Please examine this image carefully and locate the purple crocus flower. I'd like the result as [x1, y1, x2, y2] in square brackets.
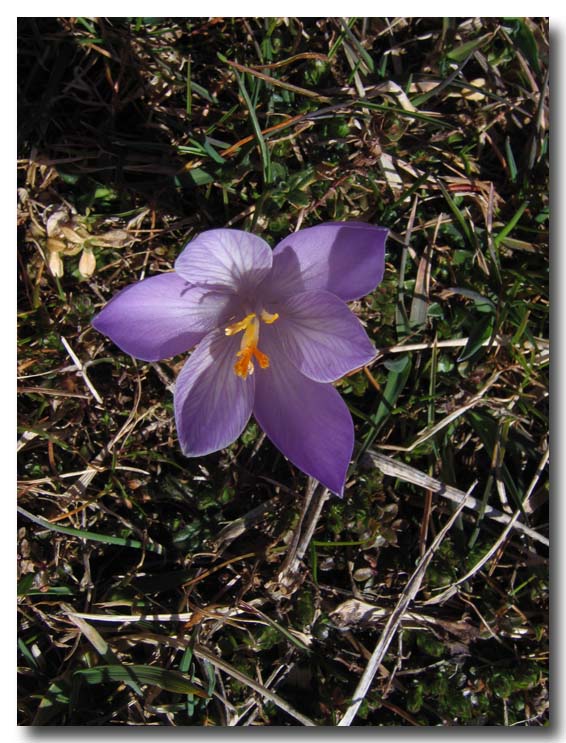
[92, 223, 387, 495]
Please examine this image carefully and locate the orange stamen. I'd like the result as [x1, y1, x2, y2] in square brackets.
[234, 347, 255, 378]
[224, 310, 278, 379]
[252, 347, 270, 369]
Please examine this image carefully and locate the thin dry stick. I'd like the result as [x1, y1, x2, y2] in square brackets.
[232, 662, 294, 726]
[60, 335, 103, 404]
[293, 488, 330, 561]
[337, 483, 474, 726]
[522, 446, 550, 515]
[364, 449, 548, 548]
[368, 335, 548, 363]
[278, 477, 318, 573]
[17, 386, 90, 399]
[210, 493, 282, 554]
[52, 370, 143, 505]
[378, 368, 504, 453]
[68, 610, 194, 623]
[223, 57, 331, 102]
[67, 597, 267, 624]
[17, 430, 38, 452]
[422, 447, 549, 603]
[276, 479, 330, 595]
[193, 644, 316, 727]
[252, 52, 329, 70]
[422, 509, 526, 606]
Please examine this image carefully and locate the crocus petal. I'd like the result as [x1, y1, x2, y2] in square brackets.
[266, 222, 387, 302]
[272, 290, 376, 383]
[175, 329, 255, 457]
[175, 229, 273, 293]
[253, 333, 354, 495]
[92, 273, 237, 362]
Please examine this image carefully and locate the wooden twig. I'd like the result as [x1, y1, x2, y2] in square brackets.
[210, 493, 282, 554]
[377, 369, 504, 453]
[223, 57, 330, 102]
[363, 449, 548, 548]
[60, 335, 103, 404]
[337, 483, 474, 726]
[424, 446, 549, 601]
[368, 334, 548, 364]
[232, 661, 294, 726]
[272, 479, 329, 597]
[193, 644, 316, 726]
[421, 506, 528, 606]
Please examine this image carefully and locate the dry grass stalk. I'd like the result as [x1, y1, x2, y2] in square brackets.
[337, 483, 474, 725]
[364, 449, 548, 548]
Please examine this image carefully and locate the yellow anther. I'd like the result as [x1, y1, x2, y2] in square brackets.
[224, 310, 278, 379]
[225, 313, 256, 336]
[260, 309, 279, 324]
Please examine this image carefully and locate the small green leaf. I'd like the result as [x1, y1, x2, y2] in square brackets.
[504, 136, 518, 182]
[494, 200, 529, 247]
[447, 287, 496, 313]
[436, 355, 455, 373]
[70, 615, 143, 696]
[33, 677, 72, 725]
[203, 138, 226, 164]
[183, 168, 215, 186]
[384, 354, 410, 373]
[288, 190, 310, 207]
[504, 18, 541, 74]
[457, 314, 495, 362]
[446, 34, 490, 62]
[358, 355, 412, 458]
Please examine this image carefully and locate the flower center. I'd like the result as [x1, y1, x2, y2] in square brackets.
[224, 310, 279, 379]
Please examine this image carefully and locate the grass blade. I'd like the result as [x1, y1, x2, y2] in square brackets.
[75, 665, 209, 697]
[17, 506, 164, 554]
